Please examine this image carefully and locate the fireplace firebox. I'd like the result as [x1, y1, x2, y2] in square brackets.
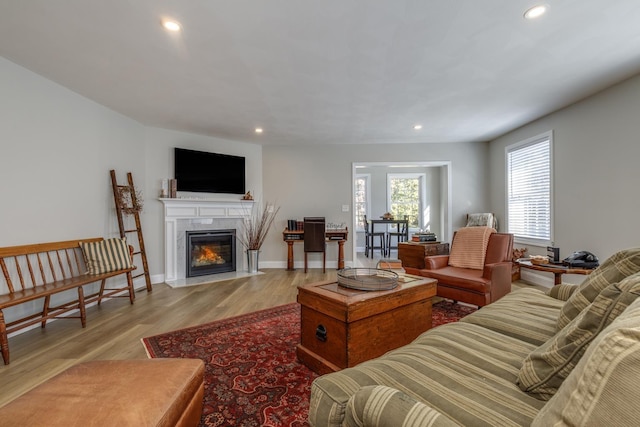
[186, 230, 236, 277]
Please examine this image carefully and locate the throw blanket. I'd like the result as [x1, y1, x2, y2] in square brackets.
[448, 226, 495, 270]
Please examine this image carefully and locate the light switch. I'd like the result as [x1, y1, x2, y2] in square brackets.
[341, 205, 349, 212]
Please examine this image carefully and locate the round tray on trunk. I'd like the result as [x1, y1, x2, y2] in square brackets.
[337, 268, 399, 291]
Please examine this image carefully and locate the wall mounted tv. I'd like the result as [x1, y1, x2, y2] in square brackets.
[174, 148, 246, 195]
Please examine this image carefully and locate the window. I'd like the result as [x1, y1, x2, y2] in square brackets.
[506, 131, 553, 245]
[387, 173, 425, 229]
[354, 174, 370, 231]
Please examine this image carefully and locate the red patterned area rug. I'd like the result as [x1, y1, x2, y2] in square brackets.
[141, 300, 475, 427]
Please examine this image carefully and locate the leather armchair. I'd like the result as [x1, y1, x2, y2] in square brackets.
[405, 232, 514, 307]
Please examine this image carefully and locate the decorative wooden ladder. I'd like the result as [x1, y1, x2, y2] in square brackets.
[110, 170, 153, 292]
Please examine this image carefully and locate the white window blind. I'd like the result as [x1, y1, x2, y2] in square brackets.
[507, 133, 552, 243]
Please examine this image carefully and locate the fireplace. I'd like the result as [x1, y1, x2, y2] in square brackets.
[186, 230, 236, 277]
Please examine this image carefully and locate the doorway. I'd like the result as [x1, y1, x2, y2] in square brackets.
[352, 161, 452, 266]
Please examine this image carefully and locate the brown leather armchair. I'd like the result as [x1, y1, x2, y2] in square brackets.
[405, 232, 514, 307]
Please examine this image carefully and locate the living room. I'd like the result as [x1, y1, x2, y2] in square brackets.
[1, 1, 640, 425]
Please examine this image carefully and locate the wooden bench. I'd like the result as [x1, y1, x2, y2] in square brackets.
[0, 237, 136, 365]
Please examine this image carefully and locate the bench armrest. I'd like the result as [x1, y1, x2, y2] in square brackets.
[345, 385, 460, 427]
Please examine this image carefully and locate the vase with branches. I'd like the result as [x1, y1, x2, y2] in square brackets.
[237, 201, 280, 250]
[237, 202, 280, 273]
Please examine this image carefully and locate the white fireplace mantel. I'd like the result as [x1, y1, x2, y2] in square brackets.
[161, 198, 255, 219]
[161, 198, 254, 282]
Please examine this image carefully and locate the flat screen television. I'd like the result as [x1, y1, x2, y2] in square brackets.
[174, 148, 246, 194]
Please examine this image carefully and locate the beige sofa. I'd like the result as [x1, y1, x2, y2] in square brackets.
[308, 248, 640, 426]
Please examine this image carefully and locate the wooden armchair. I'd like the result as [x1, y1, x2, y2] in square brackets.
[405, 228, 513, 307]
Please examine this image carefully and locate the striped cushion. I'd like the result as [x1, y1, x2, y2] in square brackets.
[447, 227, 495, 270]
[532, 296, 640, 426]
[80, 238, 132, 275]
[517, 272, 640, 400]
[309, 322, 544, 427]
[461, 288, 563, 345]
[546, 283, 578, 301]
[345, 385, 460, 427]
[557, 248, 640, 330]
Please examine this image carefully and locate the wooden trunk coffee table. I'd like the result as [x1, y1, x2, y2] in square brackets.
[296, 274, 437, 375]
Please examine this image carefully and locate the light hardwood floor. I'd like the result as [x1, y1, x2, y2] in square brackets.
[0, 268, 337, 407]
[0, 261, 541, 407]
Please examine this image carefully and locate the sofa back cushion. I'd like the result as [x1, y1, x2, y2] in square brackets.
[448, 227, 495, 270]
[518, 272, 640, 400]
[557, 248, 640, 330]
[532, 296, 640, 426]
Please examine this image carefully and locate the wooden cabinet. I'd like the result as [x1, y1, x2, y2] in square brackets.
[398, 242, 450, 270]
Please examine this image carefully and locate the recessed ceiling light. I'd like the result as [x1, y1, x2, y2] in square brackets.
[162, 19, 182, 32]
[413, 124, 423, 130]
[524, 4, 549, 20]
[255, 128, 263, 134]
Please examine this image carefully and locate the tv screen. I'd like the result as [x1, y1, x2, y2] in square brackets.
[174, 148, 246, 195]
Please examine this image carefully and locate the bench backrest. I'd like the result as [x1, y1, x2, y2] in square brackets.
[0, 238, 103, 295]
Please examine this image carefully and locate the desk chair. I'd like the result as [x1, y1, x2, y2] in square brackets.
[364, 215, 385, 258]
[304, 217, 326, 273]
[386, 215, 408, 256]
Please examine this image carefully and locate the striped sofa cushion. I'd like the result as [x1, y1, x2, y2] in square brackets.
[309, 322, 545, 427]
[547, 283, 578, 301]
[532, 296, 640, 426]
[518, 272, 640, 400]
[344, 385, 460, 427]
[557, 248, 640, 330]
[460, 288, 564, 345]
[79, 237, 132, 275]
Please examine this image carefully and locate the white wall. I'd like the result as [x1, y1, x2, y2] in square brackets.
[0, 57, 145, 245]
[489, 73, 640, 279]
[261, 142, 489, 268]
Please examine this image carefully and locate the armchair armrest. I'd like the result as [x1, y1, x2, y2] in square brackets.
[482, 262, 512, 302]
[345, 385, 460, 427]
[424, 255, 450, 270]
[482, 262, 511, 279]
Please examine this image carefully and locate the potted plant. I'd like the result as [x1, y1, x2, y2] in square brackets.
[237, 202, 280, 272]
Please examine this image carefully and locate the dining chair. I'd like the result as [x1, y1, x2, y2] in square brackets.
[386, 215, 408, 256]
[363, 214, 385, 258]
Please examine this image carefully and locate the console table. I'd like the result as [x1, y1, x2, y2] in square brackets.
[283, 228, 348, 270]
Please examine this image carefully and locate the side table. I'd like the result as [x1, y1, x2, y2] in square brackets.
[398, 242, 450, 270]
[517, 260, 593, 285]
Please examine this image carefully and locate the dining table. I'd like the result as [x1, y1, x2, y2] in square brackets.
[368, 218, 409, 256]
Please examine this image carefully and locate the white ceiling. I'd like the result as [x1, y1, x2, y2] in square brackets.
[2, 1, 640, 146]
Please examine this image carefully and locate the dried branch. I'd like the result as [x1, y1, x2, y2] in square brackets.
[237, 202, 281, 250]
